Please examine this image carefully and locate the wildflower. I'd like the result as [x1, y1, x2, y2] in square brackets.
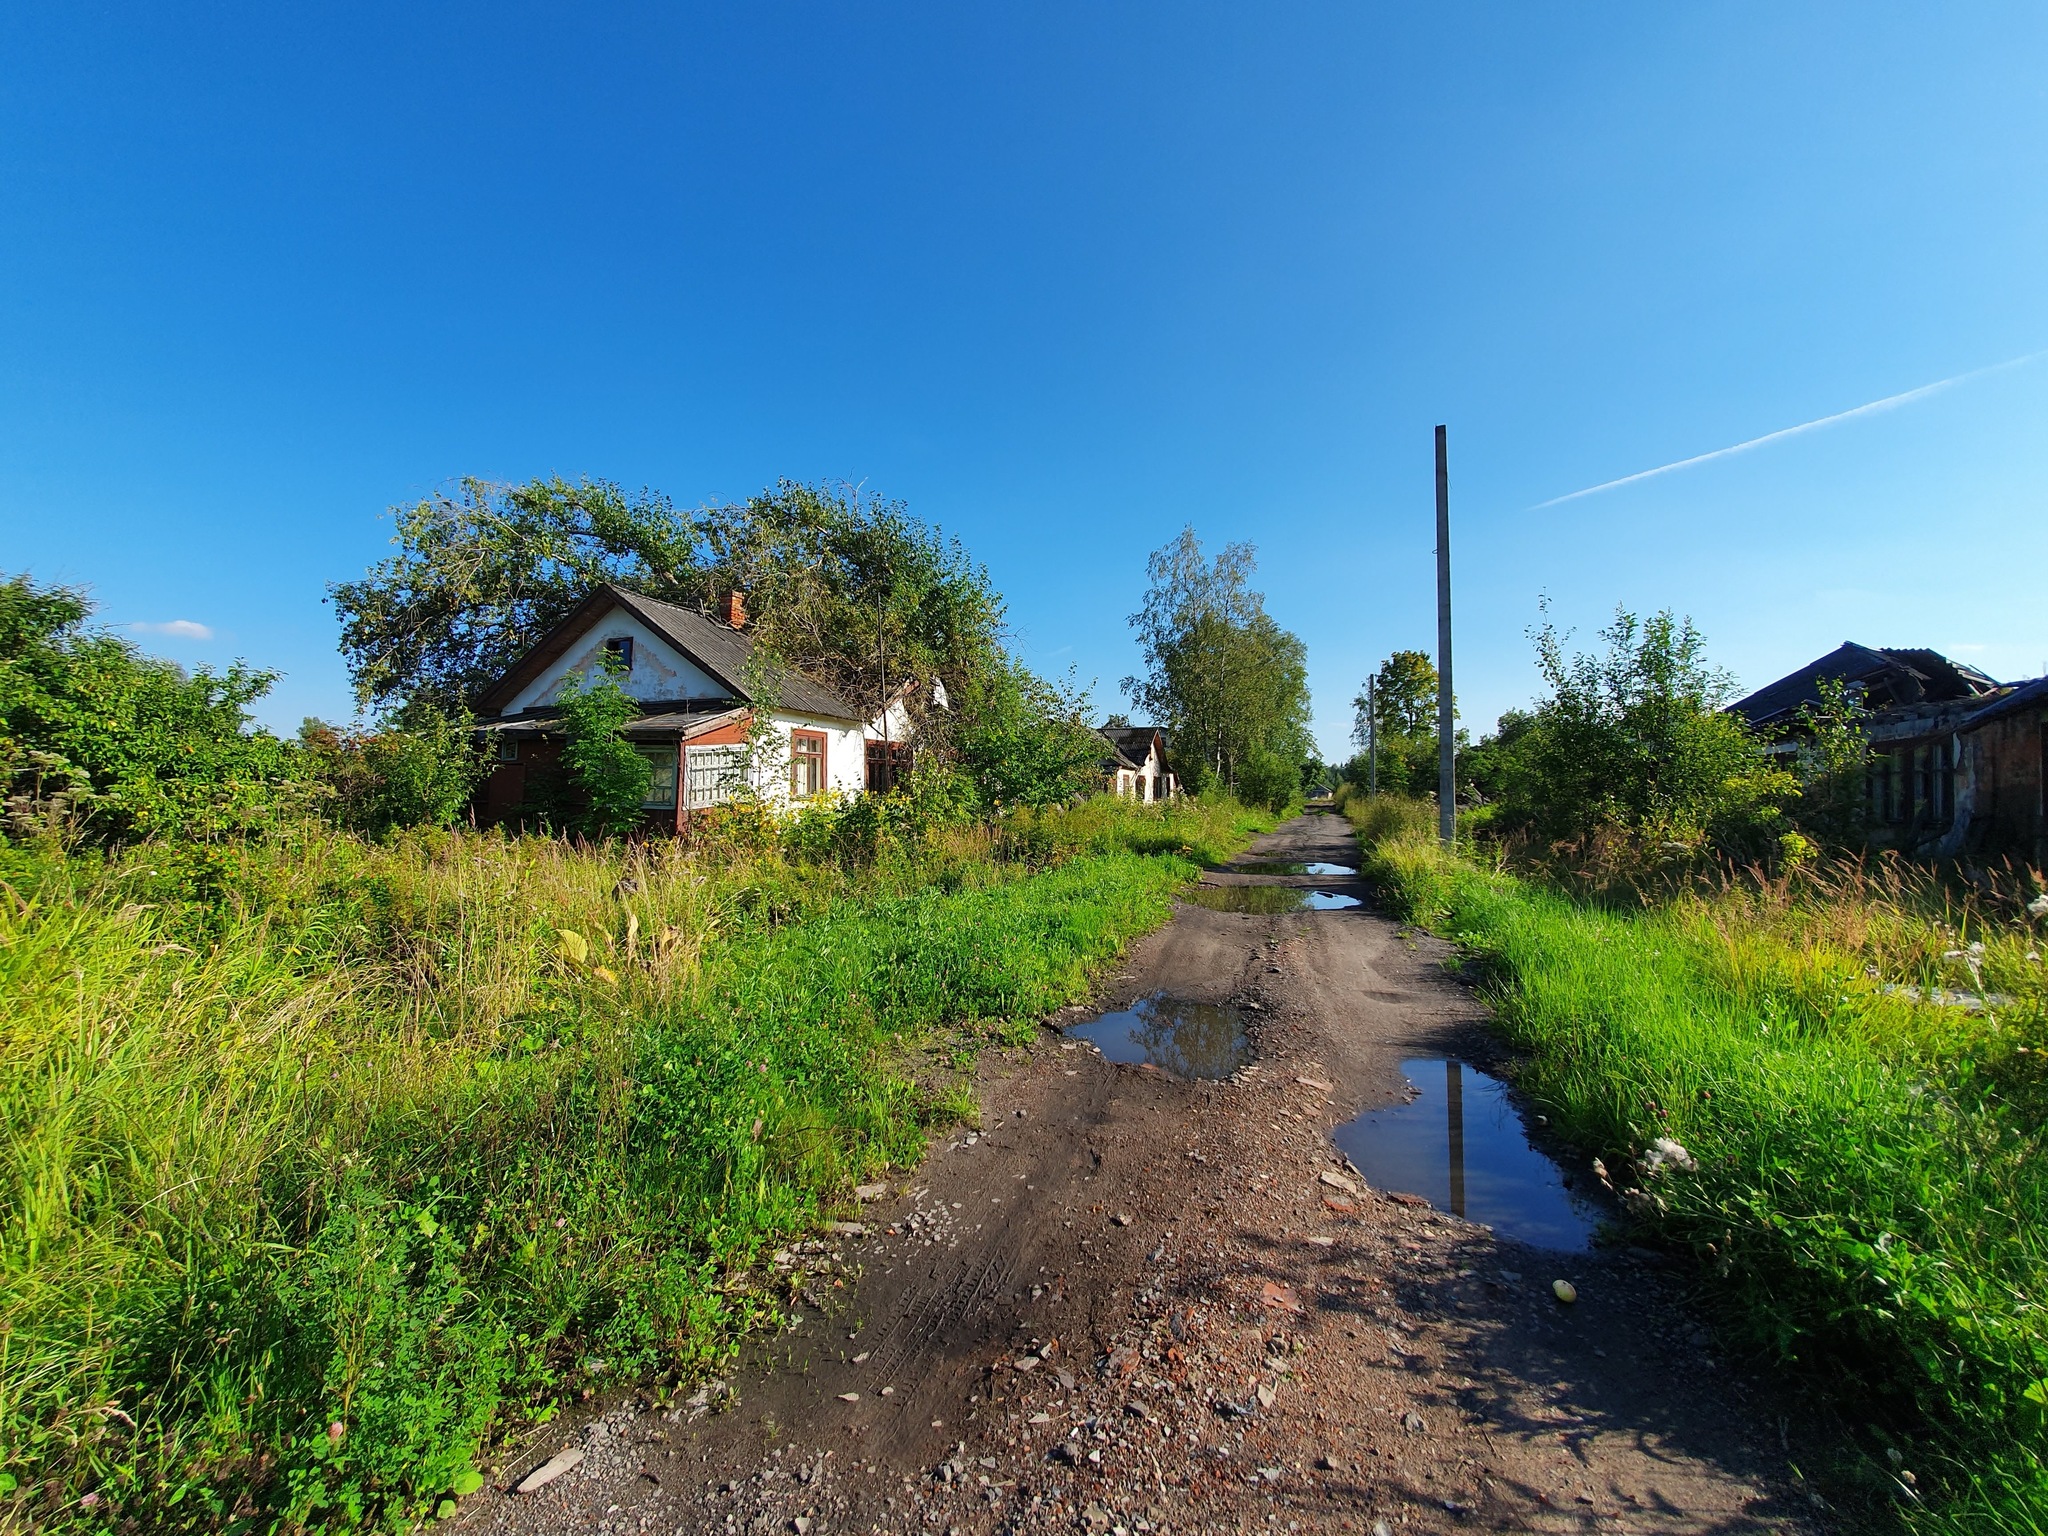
[1644, 1137, 1698, 1175]
[2028, 894, 2048, 919]
[327, 1420, 345, 1445]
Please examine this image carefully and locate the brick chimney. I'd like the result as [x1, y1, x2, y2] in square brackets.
[723, 591, 748, 629]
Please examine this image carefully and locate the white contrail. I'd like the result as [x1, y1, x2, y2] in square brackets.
[1532, 349, 2048, 510]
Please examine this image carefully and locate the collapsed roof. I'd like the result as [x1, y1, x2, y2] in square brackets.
[1729, 643, 2002, 732]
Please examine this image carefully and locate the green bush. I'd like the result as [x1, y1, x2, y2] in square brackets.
[0, 574, 297, 843]
[299, 714, 486, 836]
[1236, 745, 1299, 814]
[557, 663, 652, 837]
[1491, 606, 1793, 860]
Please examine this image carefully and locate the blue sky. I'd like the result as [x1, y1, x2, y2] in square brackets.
[4, 4, 2044, 758]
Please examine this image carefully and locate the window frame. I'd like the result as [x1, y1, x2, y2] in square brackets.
[604, 635, 635, 672]
[636, 743, 678, 810]
[789, 728, 828, 798]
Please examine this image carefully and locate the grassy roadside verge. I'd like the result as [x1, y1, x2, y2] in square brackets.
[1345, 799, 2048, 1534]
[3, 795, 1274, 1532]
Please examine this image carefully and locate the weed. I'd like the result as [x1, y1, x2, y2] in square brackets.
[1347, 800, 2048, 1530]
[1, 793, 1269, 1531]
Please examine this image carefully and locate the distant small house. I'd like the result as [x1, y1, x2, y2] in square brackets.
[471, 584, 887, 832]
[1098, 725, 1177, 802]
[1730, 643, 2044, 861]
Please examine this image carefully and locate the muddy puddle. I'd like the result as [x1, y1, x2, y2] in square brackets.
[1181, 886, 1363, 913]
[1334, 1058, 1600, 1251]
[1066, 992, 1252, 1079]
[1226, 860, 1358, 877]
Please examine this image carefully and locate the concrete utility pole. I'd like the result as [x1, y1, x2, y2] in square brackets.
[1434, 425, 1455, 849]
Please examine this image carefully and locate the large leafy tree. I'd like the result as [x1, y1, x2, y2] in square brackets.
[330, 477, 1007, 725]
[1347, 650, 1456, 797]
[1123, 528, 1312, 790]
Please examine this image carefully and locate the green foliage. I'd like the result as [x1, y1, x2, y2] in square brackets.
[1494, 604, 1793, 858]
[557, 663, 652, 837]
[3, 795, 1259, 1532]
[299, 712, 487, 836]
[1341, 650, 1459, 799]
[0, 573, 297, 844]
[1236, 745, 1300, 814]
[1351, 649, 1440, 740]
[330, 478, 1007, 728]
[1123, 528, 1313, 790]
[328, 477, 700, 716]
[1332, 786, 1437, 846]
[1792, 675, 1873, 848]
[1359, 819, 2048, 1532]
[949, 660, 1106, 811]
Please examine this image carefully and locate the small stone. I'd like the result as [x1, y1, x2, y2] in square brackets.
[1552, 1279, 1578, 1304]
[881, 1386, 895, 1396]
[1307, 1234, 1335, 1248]
[838, 1392, 861, 1402]
[1014, 1356, 1041, 1372]
[1316, 1454, 1345, 1472]
[854, 1183, 888, 1202]
[1259, 1280, 1304, 1314]
[825, 1221, 867, 1237]
[1402, 1411, 1427, 1435]
[1112, 1212, 1132, 1226]
[1317, 1170, 1359, 1195]
[515, 1446, 585, 1494]
[1256, 1382, 1277, 1409]
[1296, 1076, 1333, 1092]
[852, 1351, 870, 1363]
[793, 1520, 812, 1534]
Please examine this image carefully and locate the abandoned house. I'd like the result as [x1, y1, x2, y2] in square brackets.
[1729, 642, 2046, 862]
[1098, 725, 1178, 802]
[470, 584, 895, 832]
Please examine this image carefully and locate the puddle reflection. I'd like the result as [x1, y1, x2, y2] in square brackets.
[1067, 992, 1251, 1079]
[1181, 886, 1362, 914]
[1334, 1058, 1600, 1251]
[1228, 861, 1359, 877]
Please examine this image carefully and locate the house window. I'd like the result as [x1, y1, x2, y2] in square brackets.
[790, 730, 827, 797]
[866, 740, 912, 793]
[686, 744, 745, 809]
[605, 636, 634, 672]
[497, 738, 520, 763]
[637, 745, 677, 810]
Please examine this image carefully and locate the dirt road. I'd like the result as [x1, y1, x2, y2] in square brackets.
[458, 813, 1815, 1535]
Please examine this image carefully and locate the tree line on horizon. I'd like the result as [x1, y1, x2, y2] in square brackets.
[1, 478, 1324, 846]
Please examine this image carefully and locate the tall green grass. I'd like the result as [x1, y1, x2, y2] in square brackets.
[1, 794, 1271, 1532]
[1351, 801, 2048, 1533]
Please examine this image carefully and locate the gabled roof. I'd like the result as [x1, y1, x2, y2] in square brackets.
[1729, 643, 2002, 730]
[1098, 725, 1167, 770]
[475, 584, 861, 722]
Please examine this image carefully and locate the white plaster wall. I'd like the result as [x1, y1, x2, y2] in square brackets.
[758, 713, 868, 802]
[506, 609, 726, 711]
[868, 696, 915, 744]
